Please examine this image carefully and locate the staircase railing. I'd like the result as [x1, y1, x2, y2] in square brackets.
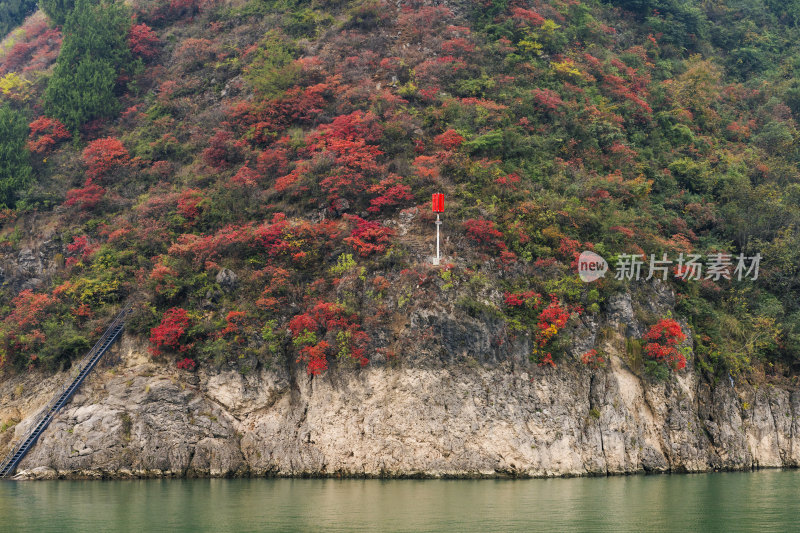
[0, 303, 132, 478]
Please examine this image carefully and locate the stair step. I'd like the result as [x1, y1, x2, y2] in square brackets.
[0, 308, 129, 477]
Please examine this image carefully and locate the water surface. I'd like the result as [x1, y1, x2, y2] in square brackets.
[0, 470, 797, 532]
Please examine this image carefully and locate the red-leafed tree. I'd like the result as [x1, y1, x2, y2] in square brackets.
[176, 188, 205, 223]
[433, 129, 464, 150]
[344, 216, 395, 256]
[27, 116, 71, 154]
[464, 218, 507, 252]
[82, 137, 130, 181]
[289, 301, 369, 375]
[643, 318, 687, 371]
[129, 23, 160, 59]
[149, 307, 193, 356]
[64, 180, 106, 211]
[231, 165, 260, 187]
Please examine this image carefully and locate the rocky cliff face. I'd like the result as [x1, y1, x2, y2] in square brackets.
[2, 325, 799, 480]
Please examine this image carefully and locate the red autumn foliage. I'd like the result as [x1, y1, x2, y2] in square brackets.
[66, 235, 96, 266]
[256, 143, 290, 177]
[538, 299, 570, 332]
[175, 38, 219, 71]
[440, 37, 475, 55]
[532, 88, 565, 111]
[129, 23, 160, 59]
[581, 349, 605, 368]
[367, 174, 413, 213]
[64, 180, 106, 211]
[7, 290, 58, 329]
[344, 216, 395, 256]
[413, 155, 440, 181]
[433, 129, 465, 150]
[289, 301, 369, 375]
[230, 84, 331, 146]
[0, 290, 59, 367]
[504, 290, 542, 308]
[255, 266, 291, 311]
[202, 129, 242, 169]
[219, 310, 247, 339]
[176, 357, 196, 370]
[558, 237, 594, 268]
[82, 138, 131, 181]
[301, 341, 331, 375]
[27, 117, 71, 154]
[0, 19, 61, 74]
[643, 319, 687, 371]
[149, 261, 179, 296]
[231, 165, 260, 187]
[510, 7, 546, 27]
[307, 111, 386, 203]
[149, 307, 192, 356]
[176, 188, 205, 222]
[464, 218, 507, 252]
[538, 353, 556, 367]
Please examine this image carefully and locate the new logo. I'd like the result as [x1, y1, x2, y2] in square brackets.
[578, 251, 608, 282]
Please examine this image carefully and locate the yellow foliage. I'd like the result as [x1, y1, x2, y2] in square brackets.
[0, 73, 32, 103]
[551, 59, 582, 79]
[667, 54, 722, 114]
[63, 276, 121, 306]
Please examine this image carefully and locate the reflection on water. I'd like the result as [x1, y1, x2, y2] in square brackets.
[0, 469, 797, 532]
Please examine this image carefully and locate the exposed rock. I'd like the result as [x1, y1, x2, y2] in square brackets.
[2, 333, 800, 480]
[215, 268, 238, 291]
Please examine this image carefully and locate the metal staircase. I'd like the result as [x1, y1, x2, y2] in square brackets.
[0, 303, 132, 478]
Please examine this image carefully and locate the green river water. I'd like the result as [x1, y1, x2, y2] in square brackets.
[0, 470, 798, 532]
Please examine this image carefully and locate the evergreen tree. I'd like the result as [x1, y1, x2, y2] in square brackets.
[0, 0, 37, 38]
[38, 0, 77, 26]
[43, 0, 131, 132]
[0, 105, 33, 208]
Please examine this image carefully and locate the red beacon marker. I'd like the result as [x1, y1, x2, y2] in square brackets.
[432, 193, 444, 213]
[432, 193, 444, 265]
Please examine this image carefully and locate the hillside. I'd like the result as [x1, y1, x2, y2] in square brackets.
[1, 0, 800, 415]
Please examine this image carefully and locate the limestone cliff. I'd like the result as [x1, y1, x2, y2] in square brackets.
[2, 328, 798, 480]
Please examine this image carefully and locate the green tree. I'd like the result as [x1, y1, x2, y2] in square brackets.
[43, 0, 131, 132]
[0, 105, 33, 208]
[39, 0, 78, 26]
[0, 0, 37, 37]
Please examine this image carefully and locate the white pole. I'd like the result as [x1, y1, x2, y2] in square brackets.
[435, 213, 441, 265]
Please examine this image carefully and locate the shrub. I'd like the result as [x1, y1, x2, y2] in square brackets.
[64, 180, 105, 211]
[433, 129, 464, 150]
[82, 137, 130, 181]
[128, 23, 159, 59]
[0, 289, 59, 369]
[176, 188, 205, 223]
[289, 301, 368, 375]
[344, 216, 395, 256]
[464, 218, 507, 253]
[176, 357, 196, 370]
[149, 307, 192, 356]
[243, 32, 299, 98]
[581, 349, 605, 369]
[27, 116, 71, 154]
[643, 318, 687, 372]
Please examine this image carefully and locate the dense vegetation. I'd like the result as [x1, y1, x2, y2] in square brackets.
[0, 0, 37, 39]
[1, 0, 800, 385]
